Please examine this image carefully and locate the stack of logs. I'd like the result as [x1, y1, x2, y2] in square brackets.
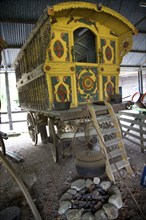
[58, 177, 123, 220]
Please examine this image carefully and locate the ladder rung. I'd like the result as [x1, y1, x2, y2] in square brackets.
[111, 160, 129, 172]
[97, 115, 114, 123]
[101, 127, 118, 135]
[93, 105, 109, 111]
[105, 138, 122, 147]
[107, 149, 124, 159]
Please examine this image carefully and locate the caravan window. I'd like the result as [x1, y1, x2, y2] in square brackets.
[73, 28, 97, 63]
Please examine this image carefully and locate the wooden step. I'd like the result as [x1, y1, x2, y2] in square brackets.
[111, 160, 129, 172]
[97, 115, 114, 123]
[107, 149, 124, 159]
[105, 138, 121, 147]
[101, 127, 118, 135]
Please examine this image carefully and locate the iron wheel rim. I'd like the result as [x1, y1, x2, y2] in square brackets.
[0, 138, 6, 156]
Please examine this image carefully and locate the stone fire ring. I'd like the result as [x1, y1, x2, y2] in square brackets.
[58, 177, 123, 220]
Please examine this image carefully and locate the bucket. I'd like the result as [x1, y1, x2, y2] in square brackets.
[140, 165, 146, 187]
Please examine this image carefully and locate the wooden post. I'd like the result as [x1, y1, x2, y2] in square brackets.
[5, 71, 13, 130]
[138, 69, 143, 93]
[0, 39, 7, 126]
[139, 112, 144, 153]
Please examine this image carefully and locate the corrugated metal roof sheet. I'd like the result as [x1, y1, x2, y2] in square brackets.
[0, 0, 145, 31]
[121, 33, 146, 67]
[1, 49, 20, 68]
[133, 34, 146, 50]
[0, 22, 34, 47]
[0, 0, 48, 21]
[121, 52, 146, 67]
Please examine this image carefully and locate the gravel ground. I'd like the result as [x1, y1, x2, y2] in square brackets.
[0, 132, 146, 220]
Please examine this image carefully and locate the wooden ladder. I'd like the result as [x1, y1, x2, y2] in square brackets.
[87, 102, 133, 183]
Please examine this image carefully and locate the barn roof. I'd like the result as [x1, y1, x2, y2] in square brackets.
[0, 0, 146, 72]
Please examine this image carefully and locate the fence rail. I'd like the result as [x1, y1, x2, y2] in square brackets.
[119, 109, 146, 152]
[0, 110, 27, 132]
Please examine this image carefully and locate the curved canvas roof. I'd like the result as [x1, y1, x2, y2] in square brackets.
[49, 2, 137, 36]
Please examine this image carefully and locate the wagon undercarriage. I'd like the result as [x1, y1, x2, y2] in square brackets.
[26, 108, 96, 163]
[26, 102, 125, 163]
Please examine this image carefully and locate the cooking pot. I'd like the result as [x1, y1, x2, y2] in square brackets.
[110, 94, 122, 104]
[52, 101, 70, 111]
[75, 150, 106, 178]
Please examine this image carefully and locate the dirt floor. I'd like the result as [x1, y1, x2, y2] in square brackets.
[0, 132, 146, 220]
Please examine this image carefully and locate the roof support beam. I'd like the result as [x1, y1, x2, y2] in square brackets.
[135, 16, 146, 27]
[130, 50, 146, 53]
[120, 65, 146, 68]
[138, 30, 146, 34]
[118, 0, 123, 13]
[7, 44, 22, 49]
[0, 18, 36, 24]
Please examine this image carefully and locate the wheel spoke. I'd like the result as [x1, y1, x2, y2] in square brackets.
[48, 119, 58, 162]
[27, 112, 38, 146]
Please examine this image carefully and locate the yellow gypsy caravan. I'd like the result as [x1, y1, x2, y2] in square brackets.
[15, 2, 136, 109]
[14, 2, 136, 161]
